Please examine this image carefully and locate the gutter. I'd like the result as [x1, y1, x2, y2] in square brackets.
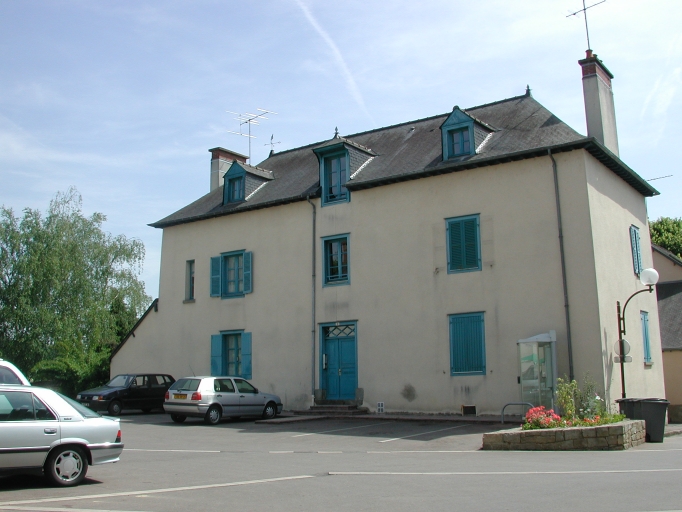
[306, 196, 317, 405]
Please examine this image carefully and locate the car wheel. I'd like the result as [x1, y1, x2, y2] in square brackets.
[170, 414, 186, 423]
[45, 446, 88, 487]
[107, 400, 122, 416]
[204, 405, 221, 425]
[262, 401, 277, 420]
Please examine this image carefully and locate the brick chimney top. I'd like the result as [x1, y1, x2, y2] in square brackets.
[578, 51, 614, 86]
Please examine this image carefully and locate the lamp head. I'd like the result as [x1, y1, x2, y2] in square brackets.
[640, 268, 659, 286]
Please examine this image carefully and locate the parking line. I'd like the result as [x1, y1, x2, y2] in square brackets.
[0, 476, 315, 507]
[292, 422, 387, 437]
[330, 469, 682, 476]
[270, 451, 295, 453]
[0, 507, 153, 512]
[125, 448, 221, 453]
[378, 424, 469, 443]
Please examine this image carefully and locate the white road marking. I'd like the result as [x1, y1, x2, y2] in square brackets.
[0, 476, 315, 507]
[0, 507, 152, 512]
[318, 451, 343, 454]
[125, 449, 220, 453]
[292, 422, 386, 437]
[330, 469, 682, 476]
[378, 424, 469, 443]
[269, 451, 295, 453]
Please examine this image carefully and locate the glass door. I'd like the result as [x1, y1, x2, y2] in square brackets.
[518, 340, 555, 410]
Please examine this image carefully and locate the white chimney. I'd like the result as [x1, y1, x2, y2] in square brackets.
[579, 50, 619, 156]
[208, 147, 248, 192]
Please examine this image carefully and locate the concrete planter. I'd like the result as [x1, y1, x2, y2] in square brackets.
[482, 420, 645, 451]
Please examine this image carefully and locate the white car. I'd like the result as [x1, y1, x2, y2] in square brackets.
[0, 359, 31, 385]
[0, 385, 123, 486]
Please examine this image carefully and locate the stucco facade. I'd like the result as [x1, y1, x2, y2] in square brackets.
[111, 146, 664, 414]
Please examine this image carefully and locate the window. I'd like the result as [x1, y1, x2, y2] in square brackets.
[323, 153, 349, 205]
[630, 225, 642, 276]
[446, 214, 481, 273]
[447, 128, 471, 158]
[0, 391, 34, 421]
[210, 251, 253, 298]
[0, 367, 22, 385]
[185, 260, 195, 301]
[323, 235, 349, 286]
[449, 312, 486, 375]
[641, 311, 652, 364]
[211, 332, 252, 379]
[227, 176, 244, 203]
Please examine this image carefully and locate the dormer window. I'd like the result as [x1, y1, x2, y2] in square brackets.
[447, 128, 471, 157]
[324, 152, 349, 204]
[227, 176, 244, 202]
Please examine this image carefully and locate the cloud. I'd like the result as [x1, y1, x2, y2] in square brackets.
[292, 0, 373, 123]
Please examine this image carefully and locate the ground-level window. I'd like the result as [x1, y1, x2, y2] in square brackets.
[449, 312, 486, 375]
[211, 332, 252, 379]
[641, 311, 651, 364]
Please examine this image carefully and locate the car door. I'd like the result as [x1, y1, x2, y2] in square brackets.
[126, 375, 148, 409]
[0, 390, 59, 469]
[234, 379, 262, 416]
[149, 375, 168, 408]
[214, 379, 240, 417]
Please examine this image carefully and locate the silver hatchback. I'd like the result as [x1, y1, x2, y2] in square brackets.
[0, 385, 123, 486]
[163, 376, 283, 425]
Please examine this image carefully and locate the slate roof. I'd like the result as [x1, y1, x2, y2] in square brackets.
[657, 281, 682, 351]
[652, 244, 682, 268]
[152, 92, 658, 228]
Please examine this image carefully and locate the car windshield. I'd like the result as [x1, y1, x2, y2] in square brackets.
[58, 393, 102, 418]
[169, 378, 201, 391]
[107, 375, 133, 387]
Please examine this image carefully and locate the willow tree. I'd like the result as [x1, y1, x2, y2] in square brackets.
[0, 188, 150, 394]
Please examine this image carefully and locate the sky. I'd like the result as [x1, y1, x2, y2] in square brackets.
[1, 0, 681, 298]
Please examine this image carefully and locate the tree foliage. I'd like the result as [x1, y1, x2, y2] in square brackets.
[0, 188, 150, 395]
[650, 217, 682, 259]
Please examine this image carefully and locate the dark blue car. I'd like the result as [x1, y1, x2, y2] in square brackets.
[77, 374, 175, 415]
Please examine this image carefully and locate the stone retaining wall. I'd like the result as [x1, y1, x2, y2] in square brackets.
[482, 420, 645, 450]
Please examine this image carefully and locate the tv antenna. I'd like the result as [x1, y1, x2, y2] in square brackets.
[567, 0, 606, 50]
[226, 108, 277, 162]
[264, 134, 281, 152]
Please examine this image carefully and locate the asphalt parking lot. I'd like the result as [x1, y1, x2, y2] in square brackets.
[2, 412, 682, 512]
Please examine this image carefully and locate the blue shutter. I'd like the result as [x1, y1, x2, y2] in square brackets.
[641, 311, 651, 363]
[449, 221, 463, 271]
[210, 334, 223, 376]
[243, 251, 253, 294]
[240, 332, 252, 379]
[450, 313, 485, 375]
[462, 218, 479, 269]
[210, 256, 221, 296]
[630, 226, 642, 276]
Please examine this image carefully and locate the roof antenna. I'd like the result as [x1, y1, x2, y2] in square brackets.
[226, 108, 278, 162]
[264, 134, 281, 156]
[567, 0, 606, 51]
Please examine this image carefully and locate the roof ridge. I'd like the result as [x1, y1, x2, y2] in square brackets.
[464, 92, 531, 112]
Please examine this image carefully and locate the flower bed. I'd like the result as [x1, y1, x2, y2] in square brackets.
[482, 420, 645, 450]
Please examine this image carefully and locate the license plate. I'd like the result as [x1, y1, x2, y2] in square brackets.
[174, 394, 187, 399]
[82, 402, 90, 407]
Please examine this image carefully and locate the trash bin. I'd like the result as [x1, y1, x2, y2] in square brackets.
[638, 398, 669, 443]
[616, 398, 637, 419]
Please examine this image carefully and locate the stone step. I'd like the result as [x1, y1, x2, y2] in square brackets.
[292, 406, 370, 416]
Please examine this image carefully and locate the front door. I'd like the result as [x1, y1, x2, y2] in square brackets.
[321, 323, 357, 400]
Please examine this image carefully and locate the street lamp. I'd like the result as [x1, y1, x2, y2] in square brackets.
[616, 268, 659, 398]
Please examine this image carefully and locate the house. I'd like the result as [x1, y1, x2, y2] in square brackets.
[652, 244, 682, 422]
[111, 51, 665, 415]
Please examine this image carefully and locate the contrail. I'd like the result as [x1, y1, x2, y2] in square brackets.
[293, 0, 372, 121]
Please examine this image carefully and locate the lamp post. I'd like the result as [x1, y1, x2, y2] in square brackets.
[616, 268, 659, 399]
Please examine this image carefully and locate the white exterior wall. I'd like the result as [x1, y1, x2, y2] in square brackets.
[584, 153, 665, 403]
[112, 149, 664, 413]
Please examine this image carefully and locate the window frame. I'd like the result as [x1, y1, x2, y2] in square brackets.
[322, 234, 350, 287]
[185, 259, 195, 302]
[211, 331, 252, 379]
[227, 175, 245, 202]
[449, 312, 486, 376]
[446, 214, 481, 274]
[210, 250, 252, 298]
[321, 150, 350, 206]
[447, 127, 472, 158]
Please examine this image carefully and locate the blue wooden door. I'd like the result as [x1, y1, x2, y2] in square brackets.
[321, 323, 356, 400]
